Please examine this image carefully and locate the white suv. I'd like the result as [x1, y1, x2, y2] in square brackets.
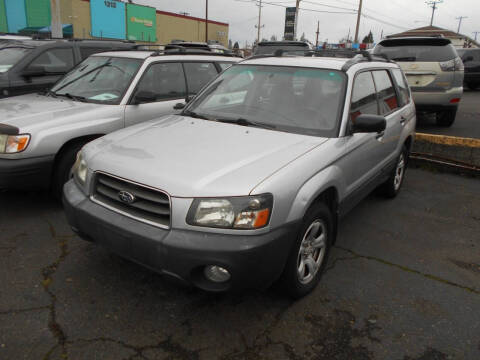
[64, 51, 416, 298]
[0, 49, 240, 197]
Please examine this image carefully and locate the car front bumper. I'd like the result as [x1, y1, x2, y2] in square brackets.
[0, 155, 55, 190]
[63, 180, 299, 292]
[412, 86, 463, 110]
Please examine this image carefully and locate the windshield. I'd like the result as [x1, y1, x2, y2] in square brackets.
[255, 45, 309, 55]
[185, 65, 346, 137]
[50, 56, 142, 104]
[374, 44, 457, 62]
[0, 47, 32, 73]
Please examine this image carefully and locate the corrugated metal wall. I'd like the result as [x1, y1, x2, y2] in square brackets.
[4, 0, 27, 33]
[25, 0, 51, 27]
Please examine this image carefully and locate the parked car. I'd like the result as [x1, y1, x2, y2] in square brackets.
[0, 38, 137, 98]
[253, 40, 311, 55]
[457, 48, 480, 90]
[374, 37, 463, 127]
[0, 50, 240, 197]
[63, 51, 416, 298]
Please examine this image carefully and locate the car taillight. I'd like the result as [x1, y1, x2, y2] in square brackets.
[440, 57, 464, 71]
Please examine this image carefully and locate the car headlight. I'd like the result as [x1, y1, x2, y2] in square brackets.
[0, 134, 30, 153]
[72, 151, 87, 186]
[187, 194, 273, 229]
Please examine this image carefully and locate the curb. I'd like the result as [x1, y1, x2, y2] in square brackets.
[411, 133, 480, 177]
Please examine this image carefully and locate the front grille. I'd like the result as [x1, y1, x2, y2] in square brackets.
[91, 172, 170, 229]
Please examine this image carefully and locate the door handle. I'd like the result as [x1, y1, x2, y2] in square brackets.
[400, 116, 407, 126]
[376, 131, 385, 140]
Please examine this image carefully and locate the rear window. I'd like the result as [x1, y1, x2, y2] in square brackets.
[374, 40, 457, 62]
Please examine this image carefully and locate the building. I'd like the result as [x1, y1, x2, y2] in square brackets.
[387, 25, 478, 49]
[0, 0, 229, 47]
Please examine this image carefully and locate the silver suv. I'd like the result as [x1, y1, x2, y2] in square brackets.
[374, 37, 463, 127]
[63, 51, 416, 298]
[0, 50, 239, 197]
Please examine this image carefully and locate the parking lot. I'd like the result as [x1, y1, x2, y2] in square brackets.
[416, 89, 480, 139]
[1, 167, 479, 360]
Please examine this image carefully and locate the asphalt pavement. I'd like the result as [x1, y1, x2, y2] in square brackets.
[416, 89, 480, 139]
[0, 168, 479, 360]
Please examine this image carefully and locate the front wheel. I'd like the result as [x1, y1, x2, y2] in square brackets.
[279, 202, 333, 299]
[51, 142, 85, 200]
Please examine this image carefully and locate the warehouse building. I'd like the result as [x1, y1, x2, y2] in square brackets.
[0, 0, 229, 46]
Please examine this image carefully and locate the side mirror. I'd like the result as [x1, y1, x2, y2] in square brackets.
[132, 91, 157, 105]
[21, 65, 46, 77]
[173, 102, 186, 110]
[352, 114, 386, 134]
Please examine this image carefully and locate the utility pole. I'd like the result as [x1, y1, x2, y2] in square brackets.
[50, 0, 63, 38]
[473, 31, 480, 41]
[426, 0, 443, 26]
[315, 21, 319, 48]
[456, 16, 468, 34]
[354, 0, 363, 44]
[255, 0, 264, 44]
[205, 0, 208, 43]
[293, 0, 301, 40]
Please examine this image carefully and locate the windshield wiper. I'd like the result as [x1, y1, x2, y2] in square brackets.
[391, 56, 416, 61]
[182, 110, 211, 120]
[56, 93, 88, 102]
[216, 117, 276, 130]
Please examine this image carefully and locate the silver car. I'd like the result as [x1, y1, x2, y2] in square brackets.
[63, 52, 416, 298]
[374, 37, 464, 127]
[0, 51, 239, 197]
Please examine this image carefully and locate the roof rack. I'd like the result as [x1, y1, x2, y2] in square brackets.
[130, 44, 241, 57]
[248, 48, 391, 70]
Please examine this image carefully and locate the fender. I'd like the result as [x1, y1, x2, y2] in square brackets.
[285, 165, 345, 223]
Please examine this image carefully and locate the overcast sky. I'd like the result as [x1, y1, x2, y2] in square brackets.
[135, 0, 480, 46]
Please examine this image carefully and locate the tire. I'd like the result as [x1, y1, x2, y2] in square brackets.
[279, 202, 333, 299]
[436, 108, 457, 127]
[51, 142, 85, 200]
[380, 145, 408, 198]
[466, 82, 479, 90]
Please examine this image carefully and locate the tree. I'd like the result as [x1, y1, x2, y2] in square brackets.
[362, 30, 374, 44]
[228, 39, 233, 49]
[270, 34, 277, 41]
[233, 41, 239, 49]
[300, 32, 306, 41]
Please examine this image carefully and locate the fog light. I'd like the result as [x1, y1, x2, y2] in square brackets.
[204, 265, 231, 283]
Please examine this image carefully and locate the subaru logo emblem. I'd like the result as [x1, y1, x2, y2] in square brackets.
[118, 190, 136, 204]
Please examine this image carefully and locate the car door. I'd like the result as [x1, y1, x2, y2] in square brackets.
[124, 62, 188, 127]
[342, 70, 386, 206]
[371, 69, 403, 164]
[10, 46, 75, 96]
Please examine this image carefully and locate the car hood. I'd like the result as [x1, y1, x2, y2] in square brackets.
[0, 93, 108, 132]
[85, 115, 329, 197]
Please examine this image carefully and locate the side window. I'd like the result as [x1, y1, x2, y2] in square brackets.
[391, 68, 410, 107]
[350, 71, 378, 122]
[28, 48, 74, 73]
[183, 62, 219, 95]
[79, 47, 109, 60]
[372, 70, 399, 114]
[218, 62, 234, 71]
[134, 62, 186, 103]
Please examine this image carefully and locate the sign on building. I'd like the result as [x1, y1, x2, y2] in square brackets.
[126, 3, 156, 42]
[90, 0, 126, 39]
[284, 7, 296, 41]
